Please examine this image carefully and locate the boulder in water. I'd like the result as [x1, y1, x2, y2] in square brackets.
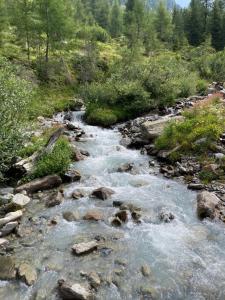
[91, 187, 115, 200]
[58, 279, 92, 300]
[62, 170, 81, 183]
[17, 263, 37, 286]
[197, 191, 220, 219]
[115, 210, 128, 223]
[15, 175, 62, 194]
[0, 256, 16, 280]
[63, 211, 80, 222]
[72, 241, 98, 255]
[72, 190, 86, 200]
[0, 238, 9, 247]
[0, 221, 18, 237]
[45, 191, 63, 208]
[83, 210, 104, 221]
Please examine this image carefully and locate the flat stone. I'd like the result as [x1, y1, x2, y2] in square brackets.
[16, 175, 62, 194]
[72, 241, 98, 255]
[18, 263, 37, 286]
[58, 280, 92, 300]
[83, 210, 104, 221]
[0, 256, 16, 280]
[0, 210, 23, 227]
[0, 221, 18, 237]
[12, 193, 30, 208]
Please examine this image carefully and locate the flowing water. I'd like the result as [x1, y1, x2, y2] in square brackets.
[1, 111, 225, 300]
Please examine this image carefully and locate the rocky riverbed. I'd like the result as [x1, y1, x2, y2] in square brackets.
[1, 101, 225, 299]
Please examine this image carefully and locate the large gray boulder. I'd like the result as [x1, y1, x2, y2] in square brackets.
[15, 175, 62, 194]
[141, 116, 183, 141]
[58, 279, 92, 300]
[197, 191, 220, 219]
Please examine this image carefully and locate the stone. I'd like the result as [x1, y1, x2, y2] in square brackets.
[115, 210, 128, 223]
[83, 210, 103, 221]
[0, 256, 16, 280]
[62, 170, 81, 183]
[141, 116, 183, 141]
[188, 183, 204, 190]
[197, 191, 220, 219]
[113, 201, 124, 207]
[72, 190, 86, 200]
[0, 238, 9, 247]
[66, 122, 79, 131]
[63, 211, 80, 222]
[159, 211, 175, 223]
[45, 191, 63, 207]
[72, 241, 98, 255]
[71, 146, 85, 161]
[58, 279, 92, 300]
[0, 210, 23, 227]
[15, 175, 62, 194]
[111, 217, 122, 227]
[11, 193, 30, 208]
[18, 263, 37, 286]
[91, 187, 115, 200]
[141, 264, 151, 277]
[131, 211, 142, 221]
[140, 286, 157, 300]
[0, 221, 18, 237]
[87, 272, 101, 290]
[117, 163, 134, 173]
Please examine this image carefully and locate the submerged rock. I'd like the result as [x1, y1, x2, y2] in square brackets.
[197, 191, 220, 219]
[72, 241, 98, 255]
[45, 191, 63, 207]
[86, 271, 101, 290]
[58, 279, 92, 300]
[0, 256, 16, 280]
[15, 175, 62, 194]
[117, 163, 134, 173]
[72, 189, 86, 200]
[17, 263, 37, 286]
[159, 211, 175, 223]
[91, 187, 115, 200]
[63, 211, 80, 222]
[141, 264, 151, 277]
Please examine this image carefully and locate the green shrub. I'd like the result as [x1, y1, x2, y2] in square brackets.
[76, 25, 109, 42]
[196, 79, 208, 94]
[155, 102, 225, 156]
[0, 58, 30, 179]
[86, 108, 118, 127]
[31, 138, 72, 178]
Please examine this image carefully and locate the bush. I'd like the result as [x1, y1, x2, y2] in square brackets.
[76, 25, 109, 43]
[0, 58, 30, 179]
[31, 138, 72, 179]
[86, 108, 118, 127]
[155, 101, 225, 156]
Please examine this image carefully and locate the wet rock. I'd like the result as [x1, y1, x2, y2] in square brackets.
[71, 146, 85, 161]
[115, 210, 128, 223]
[80, 149, 90, 157]
[83, 210, 104, 221]
[72, 190, 86, 200]
[63, 211, 80, 222]
[140, 285, 157, 300]
[45, 191, 63, 207]
[141, 264, 151, 277]
[0, 238, 9, 247]
[87, 272, 101, 290]
[113, 201, 124, 207]
[188, 183, 205, 190]
[11, 193, 30, 208]
[15, 175, 62, 194]
[131, 211, 142, 221]
[114, 259, 128, 267]
[0, 256, 16, 280]
[91, 187, 115, 200]
[0, 210, 23, 227]
[66, 122, 79, 131]
[111, 217, 122, 227]
[72, 241, 98, 255]
[120, 137, 132, 147]
[197, 191, 220, 219]
[58, 279, 92, 300]
[17, 263, 37, 286]
[117, 163, 134, 173]
[159, 211, 175, 223]
[0, 221, 18, 237]
[62, 170, 81, 183]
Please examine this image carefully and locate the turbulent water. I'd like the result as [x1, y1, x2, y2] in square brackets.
[1, 111, 225, 300]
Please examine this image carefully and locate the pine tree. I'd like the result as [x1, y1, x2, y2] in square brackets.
[211, 0, 225, 50]
[154, 2, 172, 43]
[109, 0, 123, 37]
[186, 0, 206, 46]
[172, 7, 186, 49]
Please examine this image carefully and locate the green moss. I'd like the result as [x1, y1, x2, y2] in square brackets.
[86, 108, 118, 127]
